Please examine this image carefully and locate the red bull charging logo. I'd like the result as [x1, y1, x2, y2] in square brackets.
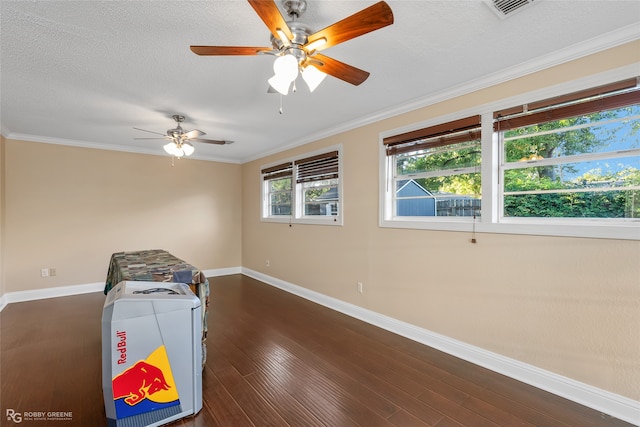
[112, 345, 180, 418]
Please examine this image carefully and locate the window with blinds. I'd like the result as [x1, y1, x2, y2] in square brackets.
[380, 75, 640, 239]
[383, 116, 482, 217]
[261, 162, 293, 216]
[295, 151, 340, 217]
[495, 78, 640, 220]
[261, 147, 342, 224]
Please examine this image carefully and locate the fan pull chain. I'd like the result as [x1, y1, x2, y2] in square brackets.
[279, 94, 284, 115]
[471, 212, 477, 244]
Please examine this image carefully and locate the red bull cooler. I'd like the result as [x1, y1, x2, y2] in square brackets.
[102, 281, 203, 427]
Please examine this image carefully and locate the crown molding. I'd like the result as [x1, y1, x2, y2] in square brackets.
[1, 131, 242, 164]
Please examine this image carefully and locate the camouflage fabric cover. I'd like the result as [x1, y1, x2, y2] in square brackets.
[104, 249, 210, 362]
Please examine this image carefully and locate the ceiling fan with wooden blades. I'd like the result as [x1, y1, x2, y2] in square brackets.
[190, 0, 394, 94]
[134, 114, 233, 158]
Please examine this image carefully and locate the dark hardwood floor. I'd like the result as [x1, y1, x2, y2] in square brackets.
[0, 274, 634, 426]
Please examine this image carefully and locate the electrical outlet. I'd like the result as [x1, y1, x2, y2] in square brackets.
[41, 268, 49, 277]
[357, 282, 363, 293]
[266, 259, 270, 267]
[50, 268, 57, 276]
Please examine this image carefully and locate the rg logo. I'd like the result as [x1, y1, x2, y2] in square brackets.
[6, 409, 22, 423]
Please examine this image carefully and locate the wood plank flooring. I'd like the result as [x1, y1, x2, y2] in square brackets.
[0, 274, 634, 426]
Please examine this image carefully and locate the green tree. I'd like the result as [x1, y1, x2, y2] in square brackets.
[398, 106, 639, 218]
[399, 141, 482, 197]
[502, 106, 639, 218]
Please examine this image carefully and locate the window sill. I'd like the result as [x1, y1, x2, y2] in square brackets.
[262, 216, 344, 226]
[379, 217, 640, 240]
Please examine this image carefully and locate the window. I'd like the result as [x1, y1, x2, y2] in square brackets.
[262, 162, 293, 216]
[262, 147, 342, 225]
[295, 151, 340, 217]
[381, 75, 640, 239]
[383, 116, 482, 219]
[496, 78, 640, 221]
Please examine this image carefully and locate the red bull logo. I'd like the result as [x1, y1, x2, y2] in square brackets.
[116, 330, 127, 365]
[113, 361, 171, 405]
[112, 345, 180, 419]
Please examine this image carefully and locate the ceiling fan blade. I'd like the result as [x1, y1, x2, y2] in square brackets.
[247, 0, 293, 41]
[190, 46, 271, 56]
[311, 54, 370, 86]
[191, 138, 232, 145]
[184, 129, 205, 139]
[304, 1, 393, 52]
[133, 127, 167, 136]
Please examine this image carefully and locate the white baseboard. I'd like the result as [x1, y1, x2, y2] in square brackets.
[1, 281, 105, 309]
[201, 266, 242, 278]
[241, 267, 640, 426]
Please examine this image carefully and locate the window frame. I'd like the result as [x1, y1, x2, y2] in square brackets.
[380, 69, 640, 240]
[262, 145, 343, 226]
[262, 161, 293, 217]
[385, 115, 483, 219]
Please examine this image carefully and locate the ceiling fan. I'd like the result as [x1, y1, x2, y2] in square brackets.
[190, 0, 394, 95]
[133, 115, 233, 158]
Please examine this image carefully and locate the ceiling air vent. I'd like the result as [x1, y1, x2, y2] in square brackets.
[484, 0, 537, 19]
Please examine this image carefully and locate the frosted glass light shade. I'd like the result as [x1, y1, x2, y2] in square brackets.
[182, 142, 195, 156]
[273, 54, 299, 81]
[164, 142, 177, 155]
[268, 74, 292, 95]
[163, 141, 188, 158]
[301, 65, 327, 92]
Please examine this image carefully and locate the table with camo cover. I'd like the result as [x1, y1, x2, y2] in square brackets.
[104, 249, 209, 363]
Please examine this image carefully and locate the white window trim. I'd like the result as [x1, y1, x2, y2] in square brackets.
[261, 144, 343, 226]
[379, 65, 640, 240]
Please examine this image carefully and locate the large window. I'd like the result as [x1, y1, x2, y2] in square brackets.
[262, 147, 342, 225]
[384, 116, 482, 218]
[496, 79, 640, 220]
[381, 76, 640, 239]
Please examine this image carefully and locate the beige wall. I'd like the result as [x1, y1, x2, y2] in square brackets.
[1, 134, 5, 299]
[242, 41, 640, 401]
[4, 140, 242, 294]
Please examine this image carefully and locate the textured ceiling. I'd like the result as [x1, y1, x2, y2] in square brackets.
[1, 1, 639, 163]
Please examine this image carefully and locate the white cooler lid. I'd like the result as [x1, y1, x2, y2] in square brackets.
[105, 281, 201, 311]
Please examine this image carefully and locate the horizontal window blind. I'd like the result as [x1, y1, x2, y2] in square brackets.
[383, 115, 481, 156]
[261, 162, 292, 180]
[494, 77, 640, 131]
[294, 151, 339, 183]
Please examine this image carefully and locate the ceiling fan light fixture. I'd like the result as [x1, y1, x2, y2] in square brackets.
[273, 53, 299, 81]
[164, 141, 188, 158]
[268, 73, 292, 95]
[182, 142, 195, 156]
[301, 64, 327, 92]
[164, 142, 178, 155]
[191, 1, 394, 92]
[269, 53, 300, 95]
